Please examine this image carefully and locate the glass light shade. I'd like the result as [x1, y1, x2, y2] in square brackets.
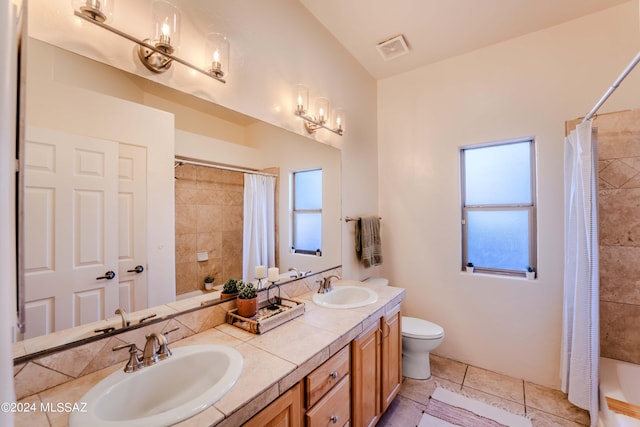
[151, 0, 180, 50]
[333, 108, 345, 133]
[72, 0, 114, 23]
[314, 97, 330, 124]
[294, 84, 308, 114]
[206, 33, 229, 78]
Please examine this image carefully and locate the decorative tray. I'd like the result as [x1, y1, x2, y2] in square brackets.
[226, 296, 305, 334]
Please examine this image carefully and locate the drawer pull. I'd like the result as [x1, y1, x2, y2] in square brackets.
[329, 371, 339, 379]
[330, 415, 339, 423]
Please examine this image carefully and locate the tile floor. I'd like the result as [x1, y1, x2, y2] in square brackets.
[378, 354, 591, 427]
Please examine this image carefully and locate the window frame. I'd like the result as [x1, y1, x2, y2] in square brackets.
[460, 138, 537, 277]
[291, 168, 323, 255]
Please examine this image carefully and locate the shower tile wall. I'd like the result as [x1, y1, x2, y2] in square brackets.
[595, 110, 640, 364]
[175, 164, 244, 296]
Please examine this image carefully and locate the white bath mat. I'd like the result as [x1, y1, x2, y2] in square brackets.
[419, 387, 532, 427]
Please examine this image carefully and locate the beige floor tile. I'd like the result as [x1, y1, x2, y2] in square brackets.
[399, 377, 438, 404]
[463, 365, 525, 404]
[461, 386, 526, 416]
[377, 394, 426, 427]
[524, 382, 590, 425]
[430, 354, 467, 384]
[528, 408, 589, 426]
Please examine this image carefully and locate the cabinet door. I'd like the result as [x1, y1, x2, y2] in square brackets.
[381, 305, 402, 412]
[351, 321, 381, 427]
[244, 382, 302, 427]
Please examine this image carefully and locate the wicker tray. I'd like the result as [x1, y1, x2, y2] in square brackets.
[226, 296, 305, 334]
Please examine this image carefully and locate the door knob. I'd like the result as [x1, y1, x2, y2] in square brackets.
[127, 265, 144, 274]
[96, 271, 116, 280]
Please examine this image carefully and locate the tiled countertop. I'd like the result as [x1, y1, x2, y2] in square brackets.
[20, 283, 405, 427]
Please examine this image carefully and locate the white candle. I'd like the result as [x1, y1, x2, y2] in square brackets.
[268, 267, 279, 282]
[255, 265, 266, 279]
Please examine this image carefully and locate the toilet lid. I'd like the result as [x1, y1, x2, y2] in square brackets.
[402, 317, 444, 339]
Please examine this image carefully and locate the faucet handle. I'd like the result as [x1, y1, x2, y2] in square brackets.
[113, 343, 143, 373]
[157, 327, 179, 360]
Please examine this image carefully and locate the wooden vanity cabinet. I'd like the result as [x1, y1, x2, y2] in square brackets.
[380, 304, 402, 412]
[304, 345, 351, 426]
[243, 382, 303, 427]
[351, 304, 402, 427]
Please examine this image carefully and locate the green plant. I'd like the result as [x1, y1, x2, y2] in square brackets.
[222, 278, 239, 294]
[237, 281, 257, 299]
[204, 275, 215, 284]
[466, 262, 474, 268]
[527, 266, 535, 273]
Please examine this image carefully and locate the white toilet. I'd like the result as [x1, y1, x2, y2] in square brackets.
[365, 277, 445, 380]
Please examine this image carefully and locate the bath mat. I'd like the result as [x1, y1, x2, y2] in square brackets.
[418, 387, 532, 427]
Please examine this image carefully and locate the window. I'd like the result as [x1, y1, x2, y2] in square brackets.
[461, 139, 536, 276]
[292, 168, 322, 255]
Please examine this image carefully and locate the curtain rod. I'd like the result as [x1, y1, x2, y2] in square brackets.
[583, 50, 640, 123]
[174, 157, 278, 177]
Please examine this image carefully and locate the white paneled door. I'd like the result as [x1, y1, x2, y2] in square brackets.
[24, 127, 147, 338]
[117, 144, 147, 313]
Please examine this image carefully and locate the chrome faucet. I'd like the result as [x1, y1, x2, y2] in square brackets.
[289, 267, 312, 278]
[112, 327, 178, 372]
[142, 327, 178, 366]
[115, 308, 130, 328]
[317, 274, 341, 294]
[143, 332, 167, 366]
[288, 267, 301, 278]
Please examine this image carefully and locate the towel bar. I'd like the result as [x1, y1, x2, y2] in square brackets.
[345, 216, 382, 222]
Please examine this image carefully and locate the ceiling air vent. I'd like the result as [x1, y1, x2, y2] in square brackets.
[376, 34, 409, 61]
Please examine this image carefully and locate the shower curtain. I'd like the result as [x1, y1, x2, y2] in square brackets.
[561, 120, 599, 426]
[242, 174, 276, 283]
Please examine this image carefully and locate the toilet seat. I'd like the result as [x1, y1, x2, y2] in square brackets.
[402, 317, 444, 340]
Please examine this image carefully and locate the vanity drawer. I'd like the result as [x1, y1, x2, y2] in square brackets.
[305, 345, 350, 408]
[305, 375, 350, 426]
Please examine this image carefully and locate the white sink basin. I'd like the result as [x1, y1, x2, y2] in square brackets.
[70, 344, 243, 427]
[312, 281, 378, 309]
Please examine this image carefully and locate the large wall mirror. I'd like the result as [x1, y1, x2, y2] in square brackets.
[15, 37, 341, 357]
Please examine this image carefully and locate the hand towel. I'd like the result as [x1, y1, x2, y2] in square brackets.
[356, 216, 383, 267]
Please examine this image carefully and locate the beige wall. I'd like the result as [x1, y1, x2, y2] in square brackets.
[378, 2, 640, 388]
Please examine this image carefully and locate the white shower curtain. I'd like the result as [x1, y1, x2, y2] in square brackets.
[242, 174, 276, 283]
[561, 120, 599, 426]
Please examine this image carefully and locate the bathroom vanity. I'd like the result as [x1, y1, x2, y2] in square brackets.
[244, 302, 401, 427]
[13, 280, 405, 427]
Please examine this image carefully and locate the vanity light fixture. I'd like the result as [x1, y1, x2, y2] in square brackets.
[71, 0, 227, 83]
[294, 84, 344, 136]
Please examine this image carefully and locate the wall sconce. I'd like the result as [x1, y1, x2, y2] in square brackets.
[293, 85, 344, 136]
[137, 0, 181, 73]
[71, 0, 227, 83]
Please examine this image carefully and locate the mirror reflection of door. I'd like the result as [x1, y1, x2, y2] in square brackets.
[23, 127, 147, 339]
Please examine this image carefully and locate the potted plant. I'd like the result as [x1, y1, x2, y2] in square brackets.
[236, 281, 258, 317]
[204, 275, 215, 291]
[465, 262, 474, 273]
[220, 278, 240, 300]
[526, 266, 536, 280]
